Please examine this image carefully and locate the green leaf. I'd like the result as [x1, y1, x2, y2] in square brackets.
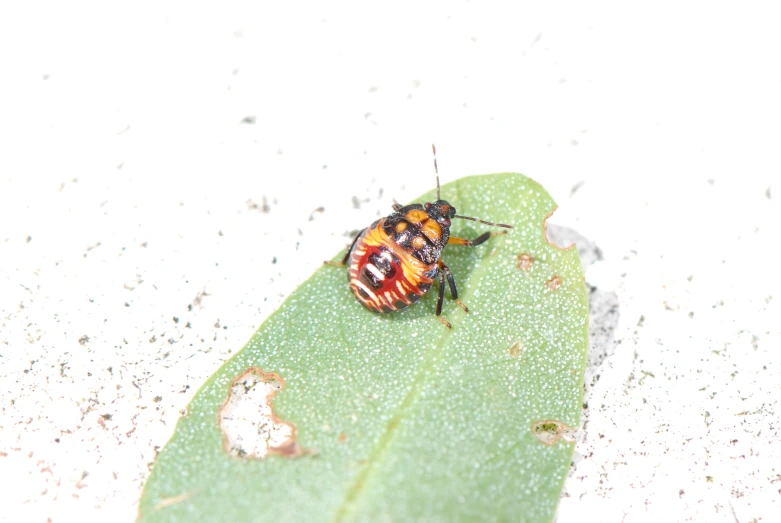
[138, 173, 589, 522]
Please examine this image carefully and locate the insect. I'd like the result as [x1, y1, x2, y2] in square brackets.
[336, 145, 512, 328]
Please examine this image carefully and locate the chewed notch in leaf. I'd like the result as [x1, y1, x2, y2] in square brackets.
[218, 367, 309, 459]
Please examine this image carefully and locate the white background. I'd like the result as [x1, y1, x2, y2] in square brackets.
[1, 1, 779, 521]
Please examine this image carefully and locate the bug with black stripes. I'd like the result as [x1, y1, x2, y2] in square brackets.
[334, 145, 512, 328]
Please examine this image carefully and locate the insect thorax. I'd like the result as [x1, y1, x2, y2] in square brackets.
[382, 206, 449, 265]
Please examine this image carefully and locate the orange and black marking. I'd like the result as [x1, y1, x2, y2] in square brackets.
[335, 145, 513, 328]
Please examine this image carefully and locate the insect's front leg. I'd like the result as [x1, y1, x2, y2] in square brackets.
[447, 230, 507, 247]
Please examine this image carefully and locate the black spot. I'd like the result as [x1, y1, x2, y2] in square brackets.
[382, 220, 396, 235]
[357, 287, 371, 299]
[381, 305, 394, 313]
[407, 293, 421, 303]
[418, 282, 432, 293]
[360, 267, 383, 290]
[368, 252, 397, 279]
[394, 230, 412, 247]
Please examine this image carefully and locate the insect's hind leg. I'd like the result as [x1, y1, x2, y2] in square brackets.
[324, 229, 364, 266]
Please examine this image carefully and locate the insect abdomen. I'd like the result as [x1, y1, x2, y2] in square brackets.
[347, 220, 436, 313]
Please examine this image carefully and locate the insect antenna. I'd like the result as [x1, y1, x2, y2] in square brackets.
[432, 143, 440, 200]
[454, 214, 513, 229]
[432, 143, 513, 229]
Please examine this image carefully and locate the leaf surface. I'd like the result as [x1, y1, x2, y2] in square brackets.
[139, 173, 589, 522]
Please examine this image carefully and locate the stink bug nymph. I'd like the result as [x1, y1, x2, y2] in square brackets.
[334, 145, 512, 329]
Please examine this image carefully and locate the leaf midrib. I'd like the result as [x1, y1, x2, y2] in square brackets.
[331, 181, 511, 520]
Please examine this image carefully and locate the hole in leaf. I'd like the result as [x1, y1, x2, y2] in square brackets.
[219, 367, 309, 459]
[531, 419, 576, 446]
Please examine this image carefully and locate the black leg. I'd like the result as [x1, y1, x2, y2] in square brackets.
[448, 231, 502, 247]
[438, 259, 469, 313]
[439, 261, 458, 299]
[434, 269, 452, 328]
[392, 202, 403, 211]
[324, 229, 364, 266]
[436, 269, 446, 316]
[342, 229, 364, 264]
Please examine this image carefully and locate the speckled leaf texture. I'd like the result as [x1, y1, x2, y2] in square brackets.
[139, 173, 589, 522]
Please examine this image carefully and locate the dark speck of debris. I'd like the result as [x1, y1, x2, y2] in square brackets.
[309, 207, 325, 221]
[173, 317, 179, 324]
[272, 256, 277, 264]
[153, 396, 163, 403]
[247, 197, 271, 213]
[26, 235, 32, 243]
[83, 242, 102, 258]
[569, 181, 584, 197]
[241, 116, 256, 124]
[101, 413, 113, 420]
[78, 335, 90, 345]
